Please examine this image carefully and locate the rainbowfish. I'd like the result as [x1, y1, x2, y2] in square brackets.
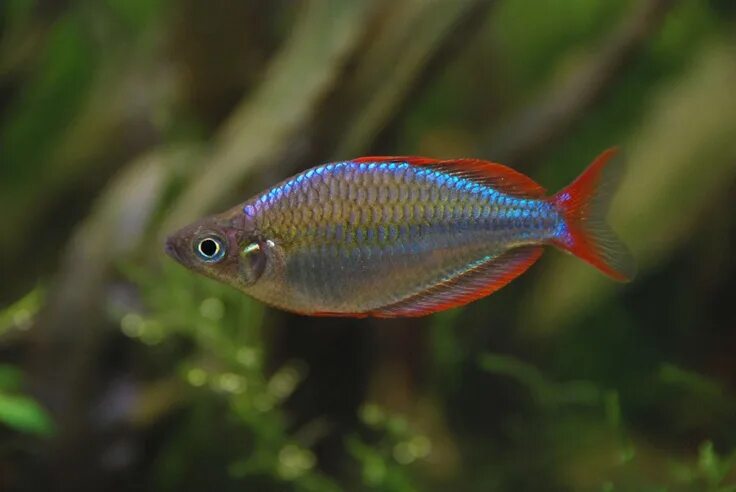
[165, 148, 635, 317]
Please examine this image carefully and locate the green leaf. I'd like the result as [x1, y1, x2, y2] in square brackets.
[659, 363, 724, 398]
[0, 364, 23, 391]
[0, 286, 43, 337]
[0, 392, 55, 436]
[4, 0, 36, 28]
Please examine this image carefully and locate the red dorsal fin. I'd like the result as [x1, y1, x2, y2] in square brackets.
[353, 155, 438, 166]
[352, 156, 546, 198]
[371, 246, 543, 318]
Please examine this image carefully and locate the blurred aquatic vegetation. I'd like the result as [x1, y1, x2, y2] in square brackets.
[0, 295, 54, 453]
[0, 291, 54, 436]
[120, 262, 341, 491]
[1, 0, 735, 490]
[478, 353, 736, 491]
[0, 287, 42, 341]
[117, 262, 435, 491]
[479, 352, 604, 409]
[0, 364, 53, 437]
[348, 403, 432, 492]
[524, 39, 736, 334]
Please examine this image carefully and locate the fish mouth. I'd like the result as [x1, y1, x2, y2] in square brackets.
[164, 236, 184, 264]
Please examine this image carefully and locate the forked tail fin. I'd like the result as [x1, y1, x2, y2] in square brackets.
[550, 148, 636, 282]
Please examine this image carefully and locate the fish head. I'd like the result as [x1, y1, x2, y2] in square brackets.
[164, 205, 287, 297]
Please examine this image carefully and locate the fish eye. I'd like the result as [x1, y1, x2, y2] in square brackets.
[194, 236, 226, 263]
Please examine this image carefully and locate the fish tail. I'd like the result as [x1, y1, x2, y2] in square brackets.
[549, 147, 636, 282]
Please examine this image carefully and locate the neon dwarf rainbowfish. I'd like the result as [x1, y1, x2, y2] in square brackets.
[165, 148, 635, 317]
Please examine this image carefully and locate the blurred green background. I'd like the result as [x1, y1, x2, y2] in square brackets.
[1, 0, 736, 491]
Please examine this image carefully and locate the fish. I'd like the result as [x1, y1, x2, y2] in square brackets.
[165, 148, 636, 317]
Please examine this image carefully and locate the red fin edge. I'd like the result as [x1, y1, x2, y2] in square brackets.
[551, 148, 636, 282]
[353, 155, 437, 166]
[371, 246, 544, 318]
[352, 156, 546, 198]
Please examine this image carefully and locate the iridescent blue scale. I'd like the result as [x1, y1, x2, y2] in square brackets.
[167, 147, 633, 317]
[242, 158, 563, 313]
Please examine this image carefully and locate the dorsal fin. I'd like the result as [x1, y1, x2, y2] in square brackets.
[352, 156, 546, 198]
[371, 246, 543, 318]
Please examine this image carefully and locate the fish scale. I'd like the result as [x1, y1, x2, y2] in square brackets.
[166, 149, 635, 317]
[247, 161, 558, 313]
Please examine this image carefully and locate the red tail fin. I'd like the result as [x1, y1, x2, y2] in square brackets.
[551, 148, 636, 282]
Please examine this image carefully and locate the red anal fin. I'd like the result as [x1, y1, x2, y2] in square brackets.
[352, 156, 546, 199]
[371, 246, 543, 318]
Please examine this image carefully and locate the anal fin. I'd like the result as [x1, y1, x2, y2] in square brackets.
[372, 246, 543, 318]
